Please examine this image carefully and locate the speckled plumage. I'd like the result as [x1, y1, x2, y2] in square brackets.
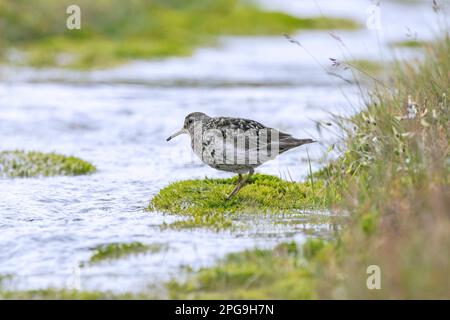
[167, 112, 315, 198]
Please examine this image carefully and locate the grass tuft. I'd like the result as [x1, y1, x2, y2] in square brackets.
[148, 174, 328, 229]
[0, 150, 96, 178]
[0, 288, 156, 300]
[87, 242, 165, 264]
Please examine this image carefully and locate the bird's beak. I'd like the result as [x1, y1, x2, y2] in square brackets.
[166, 128, 187, 141]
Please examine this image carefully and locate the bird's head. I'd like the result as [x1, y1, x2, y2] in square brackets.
[166, 112, 209, 141]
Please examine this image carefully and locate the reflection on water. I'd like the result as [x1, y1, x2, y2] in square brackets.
[0, 0, 440, 292]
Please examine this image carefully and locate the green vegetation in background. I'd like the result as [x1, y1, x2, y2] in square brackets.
[149, 174, 330, 229]
[0, 0, 359, 69]
[0, 150, 96, 178]
[87, 242, 165, 264]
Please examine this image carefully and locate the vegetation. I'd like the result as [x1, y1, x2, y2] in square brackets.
[87, 242, 165, 264]
[0, 242, 165, 299]
[0, 0, 359, 69]
[149, 174, 329, 229]
[165, 35, 450, 299]
[0, 150, 96, 178]
[312, 34, 450, 299]
[390, 39, 431, 48]
[167, 241, 328, 299]
[0, 288, 155, 300]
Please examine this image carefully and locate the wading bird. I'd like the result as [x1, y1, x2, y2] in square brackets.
[167, 112, 315, 199]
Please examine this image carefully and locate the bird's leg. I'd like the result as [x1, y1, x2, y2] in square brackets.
[226, 169, 254, 200]
[224, 175, 242, 200]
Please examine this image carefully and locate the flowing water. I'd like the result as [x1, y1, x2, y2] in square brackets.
[0, 1, 441, 293]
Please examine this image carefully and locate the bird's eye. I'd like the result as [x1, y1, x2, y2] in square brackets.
[188, 118, 193, 124]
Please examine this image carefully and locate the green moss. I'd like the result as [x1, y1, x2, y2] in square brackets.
[390, 40, 431, 48]
[0, 150, 96, 178]
[0, 0, 359, 69]
[167, 240, 331, 299]
[88, 242, 165, 264]
[149, 174, 328, 229]
[0, 289, 155, 300]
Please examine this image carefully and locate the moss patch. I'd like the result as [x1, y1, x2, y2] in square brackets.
[0, 0, 359, 69]
[0, 150, 96, 178]
[87, 242, 165, 264]
[0, 289, 155, 300]
[149, 174, 328, 229]
[167, 240, 331, 299]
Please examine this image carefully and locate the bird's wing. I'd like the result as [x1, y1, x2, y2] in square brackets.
[200, 127, 260, 165]
[214, 128, 279, 164]
[200, 118, 314, 164]
[207, 117, 266, 131]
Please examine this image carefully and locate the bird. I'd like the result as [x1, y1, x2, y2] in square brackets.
[167, 112, 315, 199]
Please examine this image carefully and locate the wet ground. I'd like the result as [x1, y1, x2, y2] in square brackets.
[0, 0, 440, 292]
